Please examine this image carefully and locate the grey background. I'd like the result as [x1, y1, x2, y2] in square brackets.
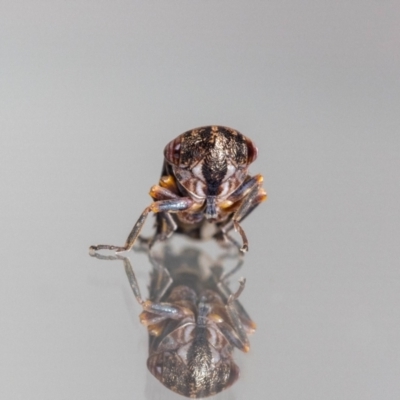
[1, 1, 399, 399]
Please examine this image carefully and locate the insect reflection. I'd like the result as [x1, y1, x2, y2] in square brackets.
[91, 242, 256, 398]
[90, 125, 267, 255]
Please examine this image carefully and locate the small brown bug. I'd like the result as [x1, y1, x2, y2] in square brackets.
[91, 243, 256, 398]
[90, 125, 267, 254]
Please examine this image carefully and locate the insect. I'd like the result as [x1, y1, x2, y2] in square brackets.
[90, 125, 267, 255]
[92, 242, 256, 398]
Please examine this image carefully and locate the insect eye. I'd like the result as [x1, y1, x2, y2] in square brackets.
[246, 138, 258, 164]
[164, 135, 182, 165]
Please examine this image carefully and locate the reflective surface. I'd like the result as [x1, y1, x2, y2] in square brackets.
[91, 241, 254, 398]
[1, 1, 400, 399]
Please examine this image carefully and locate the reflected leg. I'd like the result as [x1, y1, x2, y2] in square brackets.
[225, 278, 251, 351]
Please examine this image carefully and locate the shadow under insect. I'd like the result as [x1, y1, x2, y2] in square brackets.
[91, 242, 256, 398]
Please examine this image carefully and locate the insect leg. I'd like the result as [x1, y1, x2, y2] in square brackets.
[139, 300, 193, 334]
[89, 197, 194, 254]
[211, 255, 256, 333]
[121, 256, 145, 305]
[149, 184, 179, 201]
[218, 256, 243, 283]
[223, 290, 256, 335]
[147, 250, 173, 302]
[220, 174, 261, 204]
[216, 321, 250, 353]
[225, 278, 251, 351]
[210, 278, 252, 352]
[137, 185, 179, 247]
[222, 174, 267, 253]
[91, 251, 192, 331]
[141, 301, 193, 319]
[235, 191, 267, 224]
[89, 252, 145, 305]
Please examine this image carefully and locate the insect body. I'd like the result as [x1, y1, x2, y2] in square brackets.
[93, 244, 256, 398]
[90, 125, 267, 254]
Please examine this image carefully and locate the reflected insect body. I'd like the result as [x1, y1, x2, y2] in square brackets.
[90, 125, 267, 255]
[94, 245, 256, 398]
